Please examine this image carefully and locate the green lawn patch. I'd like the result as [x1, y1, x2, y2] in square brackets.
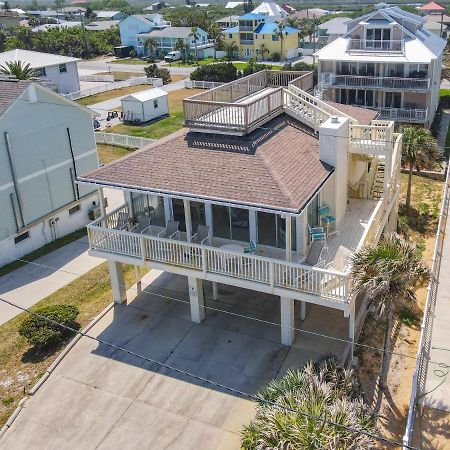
[440, 89, 450, 97]
[97, 143, 133, 165]
[0, 228, 87, 277]
[110, 58, 148, 65]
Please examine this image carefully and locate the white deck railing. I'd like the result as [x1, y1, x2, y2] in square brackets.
[95, 132, 155, 149]
[88, 204, 349, 304]
[347, 39, 405, 53]
[349, 121, 394, 155]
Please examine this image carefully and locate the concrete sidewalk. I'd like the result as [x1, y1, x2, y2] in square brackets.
[0, 188, 124, 325]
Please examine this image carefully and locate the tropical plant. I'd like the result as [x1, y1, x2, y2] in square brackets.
[143, 37, 159, 57]
[189, 25, 200, 65]
[402, 126, 440, 211]
[174, 38, 188, 62]
[144, 63, 171, 84]
[0, 60, 36, 79]
[0, 30, 6, 53]
[350, 234, 429, 389]
[190, 62, 238, 82]
[275, 23, 286, 61]
[242, 58, 271, 77]
[208, 23, 223, 60]
[241, 356, 377, 449]
[224, 40, 238, 61]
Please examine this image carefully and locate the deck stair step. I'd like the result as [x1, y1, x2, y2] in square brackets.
[370, 162, 386, 200]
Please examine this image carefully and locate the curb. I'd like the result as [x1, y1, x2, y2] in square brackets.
[0, 302, 114, 440]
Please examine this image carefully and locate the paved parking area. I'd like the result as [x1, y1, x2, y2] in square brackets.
[0, 271, 351, 449]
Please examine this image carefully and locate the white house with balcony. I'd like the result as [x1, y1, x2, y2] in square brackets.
[314, 4, 447, 127]
[78, 69, 401, 358]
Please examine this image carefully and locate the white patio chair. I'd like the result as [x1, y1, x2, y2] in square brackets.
[191, 224, 210, 245]
[158, 220, 180, 240]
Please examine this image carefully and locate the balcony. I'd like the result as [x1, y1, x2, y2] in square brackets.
[322, 73, 430, 92]
[183, 70, 315, 135]
[239, 39, 254, 45]
[377, 107, 428, 122]
[347, 39, 405, 54]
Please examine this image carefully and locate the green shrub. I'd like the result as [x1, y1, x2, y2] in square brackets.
[190, 62, 239, 82]
[271, 52, 281, 62]
[241, 58, 272, 77]
[144, 64, 171, 84]
[19, 304, 79, 349]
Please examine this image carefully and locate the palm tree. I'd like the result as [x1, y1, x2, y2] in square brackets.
[241, 356, 376, 449]
[143, 37, 159, 58]
[0, 61, 36, 80]
[276, 23, 286, 61]
[259, 44, 269, 61]
[208, 23, 224, 60]
[350, 234, 429, 389]
[54, 0, 64, 21]
[224, 41, 238, 62]
[189, 26, 200, 65]
[174, 38, 188, 62]
[402, 126, 440, 211]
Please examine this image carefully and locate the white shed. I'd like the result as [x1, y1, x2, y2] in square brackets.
[121, 88, 169, 124]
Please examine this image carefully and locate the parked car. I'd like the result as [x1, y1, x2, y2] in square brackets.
[164, 51, 182, 62]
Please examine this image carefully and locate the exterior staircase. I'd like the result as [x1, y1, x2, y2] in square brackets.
[370, 162, 385, 200]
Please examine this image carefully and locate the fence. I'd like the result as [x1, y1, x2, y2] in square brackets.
[95, 132, 155, 149]
[402, 167, 450, 449]
[79, 74, 115, 82]
[64, 77, 163, 100]
[184, 80, 225, 89]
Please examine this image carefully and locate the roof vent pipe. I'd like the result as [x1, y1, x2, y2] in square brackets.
[331, 116, 339, 123]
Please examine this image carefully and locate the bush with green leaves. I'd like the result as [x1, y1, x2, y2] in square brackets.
[241, 356, 376, 449]
[144, 64, 171, 84]
[283, 61, 317, 72]
[271, 52, 281, 62]
[19, 304, 79, 349]
[241, 58, 272, 77]
[190, 62, 239, 82]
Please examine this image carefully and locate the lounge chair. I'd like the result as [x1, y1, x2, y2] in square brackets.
[191, 224, 210, 245]
[157, 220, 180, 239]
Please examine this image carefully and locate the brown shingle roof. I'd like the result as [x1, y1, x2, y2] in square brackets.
[81, 115, 333, 213]
[0, 79, 31, 117]
[325, 101, 379, 125]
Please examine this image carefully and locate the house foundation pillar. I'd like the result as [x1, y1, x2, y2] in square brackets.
[348, 300, 355, 340]
[280, 296, 295, 346]
[135, 266, 141, 293]
[188, 276, 205, 323]
[108, 261, 127, 304]
[300, 301, 306, 320]
[212, 281, 219, 300]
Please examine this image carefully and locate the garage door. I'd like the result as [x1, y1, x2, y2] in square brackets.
[287, 47, 298, 60]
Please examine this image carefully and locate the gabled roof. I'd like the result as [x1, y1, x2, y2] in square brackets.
[79, 115, 334, 213]
[0, 79, 30, 117]
[216, 15, 239, 23]
[251, 0, 287, 18]
[0, 49, 79, 69]
[122, 88, 168, 102]
[419, 2, 446, 12]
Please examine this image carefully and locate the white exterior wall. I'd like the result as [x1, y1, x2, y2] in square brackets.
[0, 192, 97, 267]
[38, 61, 80, 94]
[121, 95, 168, 122]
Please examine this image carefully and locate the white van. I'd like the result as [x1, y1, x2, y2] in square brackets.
[164, 51, 182, 62]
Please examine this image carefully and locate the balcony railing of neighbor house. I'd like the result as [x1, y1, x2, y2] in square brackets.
[322, 73, 430, 91]
[87, 203, 350, 307]
[377, 107, 428, 122]
[347, 39, 405, 53]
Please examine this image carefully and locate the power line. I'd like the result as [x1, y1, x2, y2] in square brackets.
[0, 294, 421, 450]
[0, 250, 444, 368]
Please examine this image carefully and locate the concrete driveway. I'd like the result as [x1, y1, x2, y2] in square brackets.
[0, 270, 350, 449]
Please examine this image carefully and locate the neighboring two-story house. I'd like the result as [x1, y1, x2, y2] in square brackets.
[314, 4, 447, 126]
[78, 69, 401, 358]
[0, 79, 100, 267]
[119, 14, 208, 57]
[223, 13, 300, 60]
[0, 49, 81, 94]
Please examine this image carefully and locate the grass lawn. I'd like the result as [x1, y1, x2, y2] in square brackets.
[97, 143, 133, 165]
[440, 88, 450, 97]
[76, 84, 152, 106]
[169, 59, 281, 71]
[0, 229, 87, 278]
[110, 58, 148, 65]
[0, 262, 144, 427]
[104, 88, 203, 140]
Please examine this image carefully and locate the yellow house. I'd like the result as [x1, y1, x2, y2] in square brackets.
[223, 13, 300, 61]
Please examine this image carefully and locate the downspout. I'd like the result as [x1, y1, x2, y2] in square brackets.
[4, 132, 25, 228]
[66, 127, 80, 199]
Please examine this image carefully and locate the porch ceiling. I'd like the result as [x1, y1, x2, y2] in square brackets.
[80, 115, 334, 213]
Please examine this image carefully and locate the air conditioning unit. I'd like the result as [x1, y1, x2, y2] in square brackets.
[88, 206, 101, 221]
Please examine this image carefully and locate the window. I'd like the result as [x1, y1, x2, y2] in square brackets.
[153, 99, 158, 108]
[69, 204, 81, 215]
[59, 63, 67, 73]
[35, 67, 46, 77]
[14, 231, 30, 245]
[272, 34, 279, 41]
[229, 34, 232, 38]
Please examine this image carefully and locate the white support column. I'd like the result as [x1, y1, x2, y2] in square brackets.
[285, 215, 292, 262]
[280, 296, 295, 346]
[249, 209, 257, 243]
[135, 266, 141, 293]
[183, 199, 192, 242]
[163, 196, 172, 223]
[125, 191, 134, 218]
[348, 300, 355, 340]
[212, 281, 219, 300]
[108, 261, 127, 304]
[188, 277, 205, 323]
[205, 201, 213, 239]
[300, 301, 306, 320]
[296, 212, 307, 258]
[97, 187, 106, 217]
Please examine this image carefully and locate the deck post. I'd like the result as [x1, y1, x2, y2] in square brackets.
[205, 201, 213, 239]
[212, 281, 219, 300]
[296, 212, 307, 257]
[280, 296, 295, 346]
[108, 261, 127, 304]
[249, 209, 257, 243]
[135, 266, 141, 293]
[300, 301, 306, 320]
[183, 199, 192, 242]
[163, 196, 172, 223]
[348, 300, 355, 340]
[188, 276, 205, 323]
[285, 215, 292, 262]
[97, 187, 106, 217]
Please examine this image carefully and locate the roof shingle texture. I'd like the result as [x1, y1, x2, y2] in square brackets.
[81, 115, 333, 212]
[0, 79, 30, 116]
[325, 101, 379, 125]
